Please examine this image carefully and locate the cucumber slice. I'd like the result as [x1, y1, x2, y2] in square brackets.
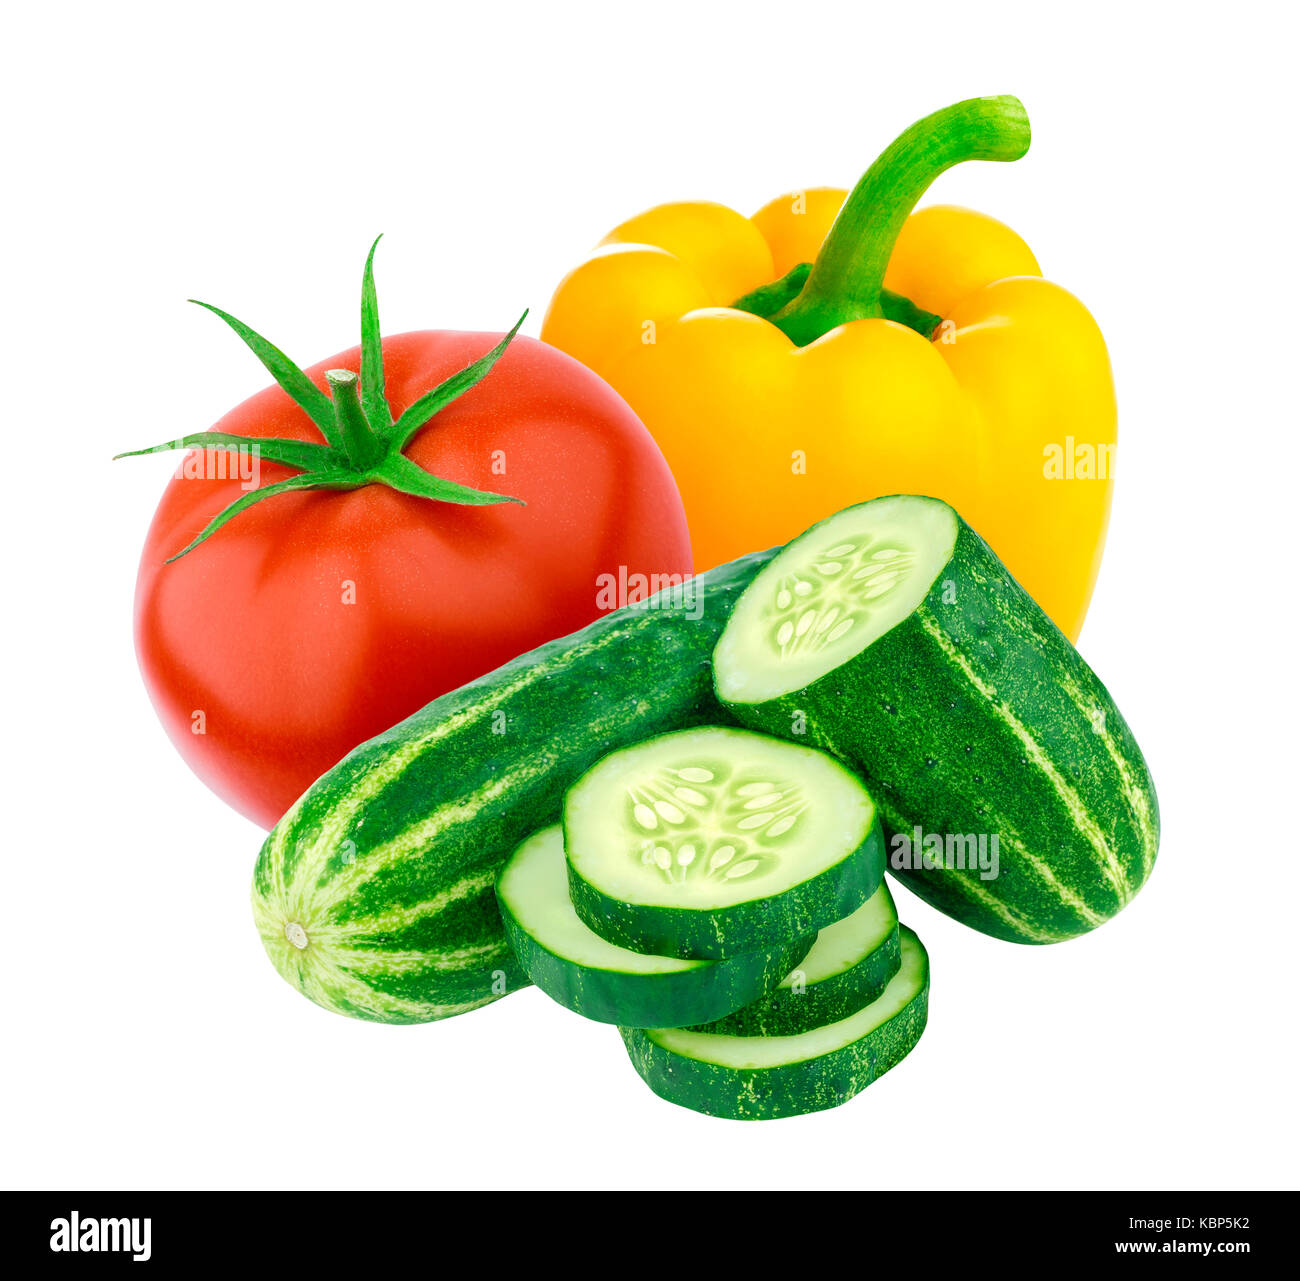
[496, 827, 810, 1028]
[713, 495, 1160, 944]
[621, 926, 929, 1120]
[563, 725, 885, 959]
[714, 495, 958, 706]
[696, 881, 900, 1036]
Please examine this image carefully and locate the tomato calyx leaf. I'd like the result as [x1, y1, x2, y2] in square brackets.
[187, 300, 345, 450]
[359, 235, 393, 431]
[116, 238, 528, 562]
[162, 470, 366, 564]
[113, 431, 339, 473]
[374, 453, 525, 508]
[390, 312, 526, 453]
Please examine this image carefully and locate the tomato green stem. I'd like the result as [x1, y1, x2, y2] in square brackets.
[771, 95, 1030, 346]
[117, 240, 527, 561]
[326, 369, 385, 470]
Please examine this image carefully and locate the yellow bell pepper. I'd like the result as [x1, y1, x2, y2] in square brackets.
[541, 96, 1115, 642]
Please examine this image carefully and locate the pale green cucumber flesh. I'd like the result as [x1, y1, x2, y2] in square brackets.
[252, 549, 774, 1025]
[713, 495, 1160, 944]
[621, 927, 929, 1120]
[497, 827, 809, 1027]
[714, 495, 958, 705]
[695, 880, 900, 1036]
[563, 725, 885, 959]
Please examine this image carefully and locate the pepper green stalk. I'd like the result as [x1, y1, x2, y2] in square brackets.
[732, 263, 942, 339]
[769, 95, 1031, 346]
[115, 235, 527, 562]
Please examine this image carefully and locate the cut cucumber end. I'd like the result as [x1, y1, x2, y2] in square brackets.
[497, 827, 810, 1028]
[714, 495, 958, 705]
[621, 926, 930, 1120]
[563, 725, 884, 958]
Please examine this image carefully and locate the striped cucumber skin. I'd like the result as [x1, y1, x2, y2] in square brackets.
[718, 501, 1159, 944]
[251, 551, 774, 1025]
[621, 926, 929, 1120]
[694, 882, 900, 1036]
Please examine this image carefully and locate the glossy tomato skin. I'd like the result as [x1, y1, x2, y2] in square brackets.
[135, 331, 692, 829]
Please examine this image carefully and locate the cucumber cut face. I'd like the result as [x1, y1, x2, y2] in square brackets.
[714, 495, 958, 705]
[697, 880, 900, 1036]
[496, 827, 809, 1028]
[621, 927, 929, 1120]
[564, 726, 885, 959]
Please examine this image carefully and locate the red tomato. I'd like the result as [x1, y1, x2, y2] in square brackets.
[135, 330, 692, 829]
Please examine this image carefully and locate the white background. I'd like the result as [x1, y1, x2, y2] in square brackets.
[4, 1, 1296, 1192]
